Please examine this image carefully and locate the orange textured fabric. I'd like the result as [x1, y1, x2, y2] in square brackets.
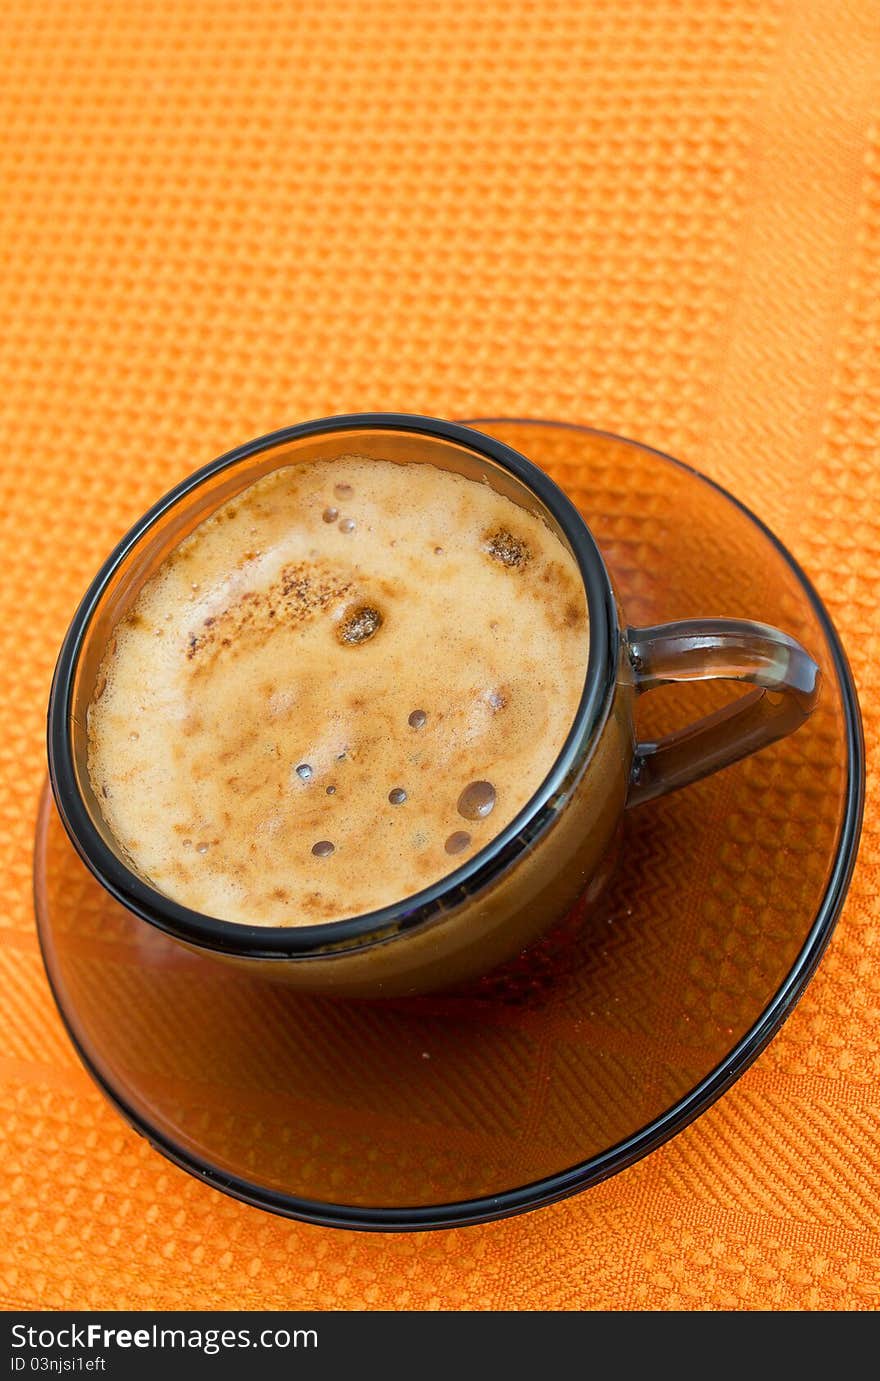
[1, 0, 878, 1311]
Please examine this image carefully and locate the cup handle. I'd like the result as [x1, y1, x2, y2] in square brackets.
[625, 619, 821, 808]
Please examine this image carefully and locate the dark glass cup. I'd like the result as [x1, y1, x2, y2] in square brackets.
[47, 415, 820, 997]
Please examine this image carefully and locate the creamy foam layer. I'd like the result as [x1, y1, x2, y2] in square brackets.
[87, 456, 589, 924]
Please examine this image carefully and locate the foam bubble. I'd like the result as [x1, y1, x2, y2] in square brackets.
[295, 763, 313, 781]
[457, 780, 496, 820]
[388, 788, 407, 805]
[312, 840, 335, 857]
[408, 709, 427, 729]
[485, 527, 530, 568]
[322, 507, 338, 523]
[337, 605, 383, 645]
[334, 482, 354, 499]
[338, 517, 356, 534]
[444, 831, 472, 855]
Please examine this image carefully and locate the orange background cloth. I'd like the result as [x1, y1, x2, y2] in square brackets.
[1, 0, 877, 1310]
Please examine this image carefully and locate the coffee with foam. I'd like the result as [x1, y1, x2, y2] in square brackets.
[87, 457, 589, 925]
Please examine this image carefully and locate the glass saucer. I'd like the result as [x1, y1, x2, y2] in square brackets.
[34, 421, 864, 1231]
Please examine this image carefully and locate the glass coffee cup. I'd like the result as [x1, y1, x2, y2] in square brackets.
[47, 414, 820, 997]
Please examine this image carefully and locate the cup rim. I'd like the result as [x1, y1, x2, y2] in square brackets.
[47, 412, 618, 959]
